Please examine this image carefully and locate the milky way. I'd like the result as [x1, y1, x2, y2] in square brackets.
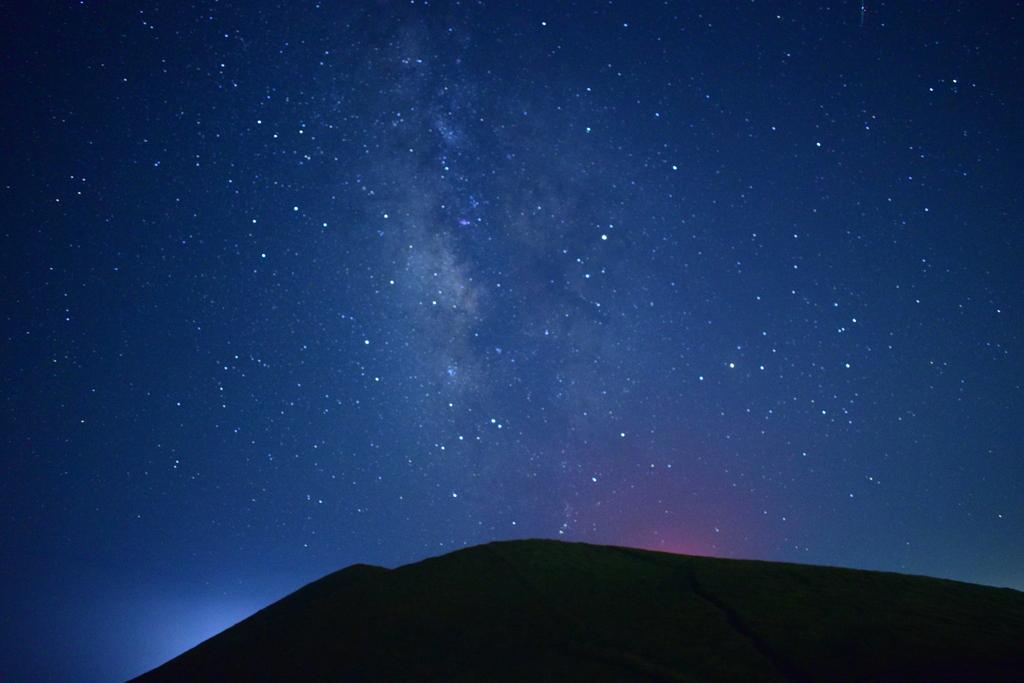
[2, 2, 1022, 680]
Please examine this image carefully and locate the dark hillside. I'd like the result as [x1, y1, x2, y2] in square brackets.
[132, 540, 1024, 682]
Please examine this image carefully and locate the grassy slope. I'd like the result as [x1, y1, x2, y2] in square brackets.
[132, 540, 1024, 682]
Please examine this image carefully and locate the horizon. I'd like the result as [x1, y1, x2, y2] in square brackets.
[324, 537, 1024, 590]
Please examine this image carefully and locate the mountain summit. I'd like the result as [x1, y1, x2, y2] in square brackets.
[132, 539, 1024, 681]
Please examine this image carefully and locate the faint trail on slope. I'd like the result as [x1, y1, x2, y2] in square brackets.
[483, 545, 691, 682]
[684, 565, 811, 683]
[609, 547, 809, 683]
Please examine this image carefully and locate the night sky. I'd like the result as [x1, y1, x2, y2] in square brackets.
[2, 1, 1023, 680]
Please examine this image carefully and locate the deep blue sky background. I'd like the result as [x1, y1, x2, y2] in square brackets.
[2, 1, 1022, 680]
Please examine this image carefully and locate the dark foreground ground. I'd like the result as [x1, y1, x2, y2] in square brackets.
[132, 539, 1024, 682]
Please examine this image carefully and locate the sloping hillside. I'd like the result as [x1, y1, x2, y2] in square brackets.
[132, 540, 1024, 681]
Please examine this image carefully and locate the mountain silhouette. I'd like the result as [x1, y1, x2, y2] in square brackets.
[131, 539, 1024, 681]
